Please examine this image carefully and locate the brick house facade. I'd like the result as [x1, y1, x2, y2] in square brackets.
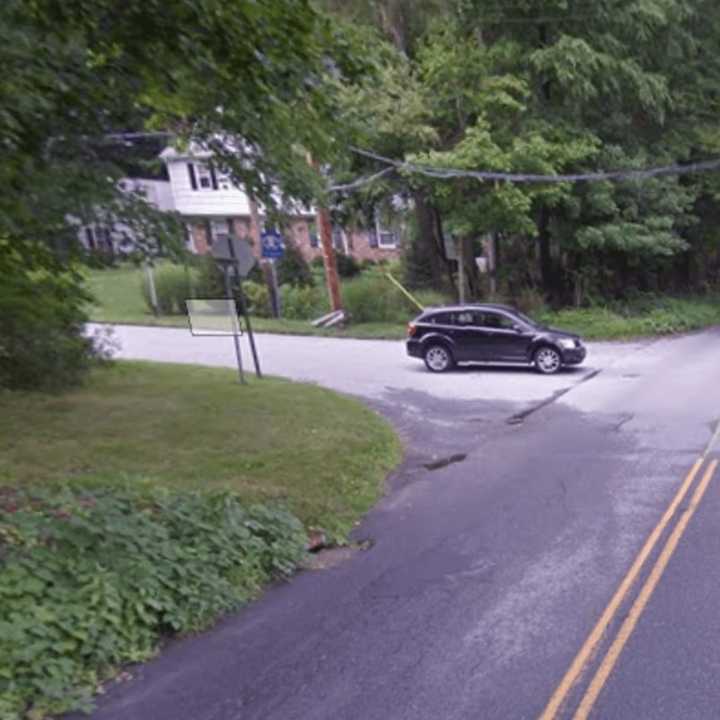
[187, 216, 402, 263]
[162, 146, 403, 263]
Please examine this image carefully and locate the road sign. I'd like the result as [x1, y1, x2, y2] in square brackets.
[212, 236, 256, 277]
[261, 230, 285, 259]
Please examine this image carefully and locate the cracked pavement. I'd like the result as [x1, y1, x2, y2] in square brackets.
[81, 324, 720, 720]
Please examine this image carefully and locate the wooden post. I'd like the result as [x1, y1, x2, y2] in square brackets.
[317, 206, 342, 312]
[308, 154, 342, 312]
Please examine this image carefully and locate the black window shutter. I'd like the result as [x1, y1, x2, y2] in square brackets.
[210, 166, 219, 190]
[204, 219, 213, 246]
[368, 229, 379, 248]
[188, 163, 198, 190]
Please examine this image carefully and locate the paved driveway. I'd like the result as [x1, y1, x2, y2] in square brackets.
[93, 323, 645, 406]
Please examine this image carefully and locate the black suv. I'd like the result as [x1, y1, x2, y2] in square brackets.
[406, 304, 587, 374]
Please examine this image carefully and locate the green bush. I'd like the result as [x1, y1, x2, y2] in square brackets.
[194, 254, 224, 297]
[335, 252, 362, 278]
[0, 483, 307, 719]
[141, 264, 193, 315]
[280, 284, 328, 320]
[0, 239, 100, 391]
[276, 241, 314, 288]
[342, 275, 415, 323]
[242, 281, 272, 317]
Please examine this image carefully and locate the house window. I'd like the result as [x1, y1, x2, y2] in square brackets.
[374, 211, 398, 249]
[332, 226, 346, 252]
[307, 220, 320, 248]
[378, 230, 398, 248]
[196, 165, 214, 189]
[188, 163, 218, 191]
[209, 219, 231, 246]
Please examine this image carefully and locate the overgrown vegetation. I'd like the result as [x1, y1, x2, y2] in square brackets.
[0, 484, 306, 719]
[0, 361, 401, 718]
[327, 0, 720, 306]
[0, 240, 100, 391]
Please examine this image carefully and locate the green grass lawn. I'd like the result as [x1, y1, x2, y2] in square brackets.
[0, 361, 401, 538]
[84, 264, 408, 339]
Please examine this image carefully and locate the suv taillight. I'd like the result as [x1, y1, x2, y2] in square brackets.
[407, 322, 417, 338]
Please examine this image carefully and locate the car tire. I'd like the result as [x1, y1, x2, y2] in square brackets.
[533, 345, 562, 375]
[424, 344, 454, 373]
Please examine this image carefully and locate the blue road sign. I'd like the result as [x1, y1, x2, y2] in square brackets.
[261, 230, 285, 259]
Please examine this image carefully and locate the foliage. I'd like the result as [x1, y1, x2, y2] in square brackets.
[242, 281, 272, 318]
[342, 274, 415, 323]
[0, 0, 364, 389]
[335, 252, 362, 278]
[0, 239, 100, 391]
[537, 295, 720, 340]
[280, 285, 329, 320]
[276, 241, 315, 288]
[328, 0, 720, 303]
[0, 482, 306, 719]
[140, 264, 193, 315]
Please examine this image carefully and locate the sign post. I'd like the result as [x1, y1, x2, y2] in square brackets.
[211, 235, 262, 380]
[261, 230, 285, 318]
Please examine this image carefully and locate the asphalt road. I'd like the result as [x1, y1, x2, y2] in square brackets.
[83, 324, 720, 720]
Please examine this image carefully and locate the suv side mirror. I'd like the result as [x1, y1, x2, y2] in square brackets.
[512, 324, 524, 333]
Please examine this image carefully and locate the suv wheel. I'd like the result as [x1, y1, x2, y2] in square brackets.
[533, 346, 562, 375]
[424, 344, 454, 373]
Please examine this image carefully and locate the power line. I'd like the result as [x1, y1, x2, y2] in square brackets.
[329, 166, 395, 192]
[349, 146, 720, 185]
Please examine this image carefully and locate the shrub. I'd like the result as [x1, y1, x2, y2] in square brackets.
[335, 252, 362, 278]
[141, 264, 193, 315]
[0, 483, 307, 720]
[242, 280, 272, 318]
[276, 241, 314, 288]
[311, 256, 325, 269]
[0, 239, 99, 391]
[342, 275, 414, 323]
[280, 284, 328, 320]
[194, 254, 225, 297]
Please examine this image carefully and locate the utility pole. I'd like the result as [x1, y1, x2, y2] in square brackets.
[317, 206, 343, 312]
[308, 155, 342, 312]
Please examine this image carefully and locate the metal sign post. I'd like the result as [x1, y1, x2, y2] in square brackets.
[261, 230, 285, 319]
[210, 236, 263, 380]
[222, 263, 246, 384]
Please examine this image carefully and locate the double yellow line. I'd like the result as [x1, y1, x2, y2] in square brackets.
[540, 454, 720, 720]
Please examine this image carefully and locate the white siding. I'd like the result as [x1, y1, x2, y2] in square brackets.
[167, 159, 251, 217]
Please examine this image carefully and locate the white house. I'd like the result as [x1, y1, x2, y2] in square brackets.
[160, 146, 402, 262]
[80, 145, 403, 263]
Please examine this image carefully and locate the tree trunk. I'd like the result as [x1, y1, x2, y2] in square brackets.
[412, 190, 451, 290]
[537, 206, 554, 299]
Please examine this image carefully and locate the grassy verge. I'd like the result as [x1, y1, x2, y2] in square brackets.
[537, 295, 720, 340]
[85, 264, 719, 341]
[0, 361, 401, 536]
[0, 362, 400, 719]
[85, 264, 409, 339]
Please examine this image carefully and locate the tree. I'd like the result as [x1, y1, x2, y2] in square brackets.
[328, 0, 720, 304]
[0, 0, 360, 388]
